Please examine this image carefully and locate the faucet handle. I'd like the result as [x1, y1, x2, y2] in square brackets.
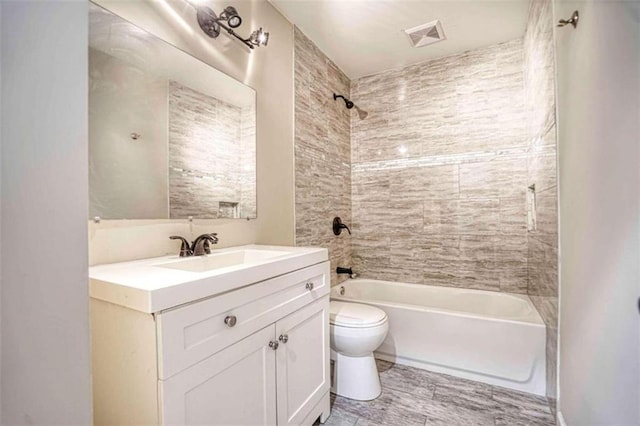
[169, 236, 193, 257]
[192, 233, 218, 256]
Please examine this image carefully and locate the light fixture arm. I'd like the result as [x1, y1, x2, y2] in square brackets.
[216, 18, 256, 49]
[186, 1, 267, 50]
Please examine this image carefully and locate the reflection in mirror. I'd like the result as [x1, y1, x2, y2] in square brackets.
[89, 3, 256, 220]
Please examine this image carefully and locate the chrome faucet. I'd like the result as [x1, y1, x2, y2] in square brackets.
[169, 233, 219, 257]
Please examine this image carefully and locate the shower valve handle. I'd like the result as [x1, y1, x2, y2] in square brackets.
[333, 217, 351, 236]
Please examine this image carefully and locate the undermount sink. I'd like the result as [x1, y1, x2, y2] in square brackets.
[156, 248, 291, 273]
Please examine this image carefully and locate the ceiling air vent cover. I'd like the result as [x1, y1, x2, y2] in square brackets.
[403, 20, 446, 48]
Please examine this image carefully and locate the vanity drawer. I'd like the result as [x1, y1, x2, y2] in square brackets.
[156, 261, 329, 379]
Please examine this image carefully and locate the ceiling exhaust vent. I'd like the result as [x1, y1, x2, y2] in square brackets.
[403, 20, 446, 48]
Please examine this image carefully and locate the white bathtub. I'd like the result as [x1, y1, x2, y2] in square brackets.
[330, 279, 546, 395]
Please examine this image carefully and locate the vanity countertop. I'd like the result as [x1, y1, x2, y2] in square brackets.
[89, 244, 328, 314]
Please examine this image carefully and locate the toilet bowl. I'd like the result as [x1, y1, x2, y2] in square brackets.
[329, 301, 389, 401]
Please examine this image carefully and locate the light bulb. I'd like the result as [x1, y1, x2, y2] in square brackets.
[223, 6, 242, 28]
[253, 28, 269, 46]
[228, 15, 241, 28]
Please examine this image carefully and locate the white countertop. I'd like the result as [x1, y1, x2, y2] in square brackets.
[89, 245, 328, 314]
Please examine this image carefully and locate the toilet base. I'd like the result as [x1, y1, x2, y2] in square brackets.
[330, 350, 382, 401]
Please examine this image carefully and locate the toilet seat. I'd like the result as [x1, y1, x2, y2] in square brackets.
[330, 301, 387, 328]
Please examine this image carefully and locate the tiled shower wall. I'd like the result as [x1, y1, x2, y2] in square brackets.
[524, 0, 559, 405]
[294, 28, 352, 285]
[351, 39, 531, 293]
[294, 2, 558, 403]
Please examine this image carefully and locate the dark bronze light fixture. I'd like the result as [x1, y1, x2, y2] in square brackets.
[220, 6, 241, 28]
[188, 1, 269, 50]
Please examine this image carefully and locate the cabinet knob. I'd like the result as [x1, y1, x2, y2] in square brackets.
[224, 315, 237, 327]
[269, 340, 279, 350]
[278, 334, 289, 344]
[305, 282, 314, 291]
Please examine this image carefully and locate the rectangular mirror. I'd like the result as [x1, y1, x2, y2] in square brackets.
[89, 3, 256, 220]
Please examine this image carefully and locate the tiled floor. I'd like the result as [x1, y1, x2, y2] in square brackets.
[319, 360, 556, 426]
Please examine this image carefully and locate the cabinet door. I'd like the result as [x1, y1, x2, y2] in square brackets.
[159, 325, 277, 426]
[276, 298, 330, 426]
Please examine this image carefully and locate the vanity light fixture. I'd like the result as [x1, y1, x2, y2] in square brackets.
[220, 6, 241, 28]
[187, 1, 269, 49]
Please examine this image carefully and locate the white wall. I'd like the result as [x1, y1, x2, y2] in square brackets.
[0, 2, 92, 424]
[89, 0, 295, 265]
[554, 0, 640, 424]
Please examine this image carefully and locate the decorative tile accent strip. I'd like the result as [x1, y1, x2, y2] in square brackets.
[351, 148, 529, 172]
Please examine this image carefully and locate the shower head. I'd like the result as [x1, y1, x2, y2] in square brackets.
[333, 93, 353, 109]
[333, 93, 368, 119]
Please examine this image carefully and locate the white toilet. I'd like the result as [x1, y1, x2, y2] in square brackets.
[329, 301, 389, 401]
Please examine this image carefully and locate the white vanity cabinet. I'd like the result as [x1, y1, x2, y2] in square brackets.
[160, 325, 278, 425]
[160, 299, 329, 426]
[91, 256, 331, 426]
[275, 299, 329, 426]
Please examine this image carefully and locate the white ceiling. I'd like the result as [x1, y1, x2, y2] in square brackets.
[269, 0, 531, 79]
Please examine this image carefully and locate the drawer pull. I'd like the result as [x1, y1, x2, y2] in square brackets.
[224, 315, 237, 327]
[269, 340, 279, 350]
[305, 282, 314, 291]
[278, 334, 289, 344]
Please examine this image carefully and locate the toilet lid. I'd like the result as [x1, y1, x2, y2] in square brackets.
[330, 301, 387, 328]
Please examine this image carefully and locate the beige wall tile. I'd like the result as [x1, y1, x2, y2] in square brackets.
[423, 199, 501, 235]
[294, 28, 352, 285]
[459, 158, 528, 199]
[499, 197, 528, 235]
[524, 0, 558, 401]
[389, 165, 459, 201]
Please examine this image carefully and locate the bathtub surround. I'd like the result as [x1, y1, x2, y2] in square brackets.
[351, 39, 529, 293]
[523, 0, 558, 408]
[294, 28, 352, 286]
[292, 1, 560, 405]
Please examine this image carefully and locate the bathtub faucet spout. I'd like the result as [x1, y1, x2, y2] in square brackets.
[337, 267, 357, 279]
